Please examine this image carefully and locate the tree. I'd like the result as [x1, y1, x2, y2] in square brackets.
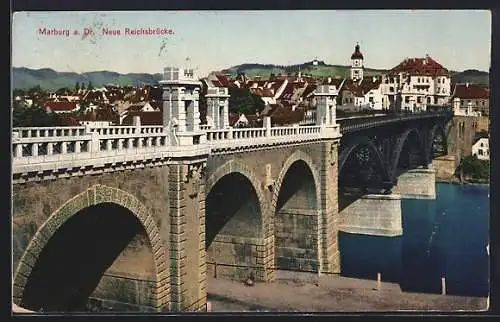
[75, 82, 80, 91]
[455, 155, 490, 182]
[12, 101, 61, 127]
[13, 88, 25, 98]
[228, 88, 265, 115]
[87, 81, 93, 90]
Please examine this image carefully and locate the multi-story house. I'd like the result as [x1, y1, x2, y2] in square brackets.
[381, 55, 451, 111]
[452, 83, 490, 116]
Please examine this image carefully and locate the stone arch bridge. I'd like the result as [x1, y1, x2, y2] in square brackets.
[11, 110, 453, 313]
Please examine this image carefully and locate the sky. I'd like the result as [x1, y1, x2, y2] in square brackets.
[11, 10, 491, 76]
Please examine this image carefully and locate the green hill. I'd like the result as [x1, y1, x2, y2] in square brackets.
[450, 69, 489, 87]
[12, 67, 163, 91]
[221, 61, 387, 79]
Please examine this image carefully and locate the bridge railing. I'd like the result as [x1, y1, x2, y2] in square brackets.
[205, 124, 326, 143]
[13, 127, 88, 138]
[339, 110, 452, 134]
[12, 131, 172, 164]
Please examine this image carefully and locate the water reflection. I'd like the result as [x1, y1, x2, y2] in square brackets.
[338, 183, 489, 297]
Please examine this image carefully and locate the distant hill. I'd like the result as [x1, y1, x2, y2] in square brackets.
[221, 61, 387, 79]
[450, 69, 489, 87]
[12, 67, 163, 91]
[12, 64, 489, 91]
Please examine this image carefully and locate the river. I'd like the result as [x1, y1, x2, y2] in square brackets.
[339, 182, 490, 297]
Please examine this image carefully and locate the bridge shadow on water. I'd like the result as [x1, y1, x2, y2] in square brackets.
[338, 184, 489, 298]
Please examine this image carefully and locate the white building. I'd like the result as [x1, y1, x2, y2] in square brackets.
[381, 55, 451, 111]
[472, 137, 489, 160]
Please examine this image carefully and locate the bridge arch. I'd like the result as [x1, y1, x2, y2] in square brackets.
[389, 128, 426, 181]
[205, 160, 272, 281]
[13, 184, 169, 312]
[271, 150, 321, 216]
[271, 150, 321, 272]
[427, 123, 448, 162]
[338, 136, 390, 192]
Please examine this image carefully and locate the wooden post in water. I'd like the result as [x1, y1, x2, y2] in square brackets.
[441, 277, 446, 295]
[376, 272, 381, 290]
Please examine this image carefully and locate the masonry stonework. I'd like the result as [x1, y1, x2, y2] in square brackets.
[393, 168, 436, 199]
[339, 194, 403, 237]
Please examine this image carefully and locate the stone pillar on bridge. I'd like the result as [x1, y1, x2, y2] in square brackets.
[318, 140, 342, 274]
[205, 87, 230, 129]
[168, 160, 208, 312]
[392, 167, 436, 199]
[339, 193, 403, 237]
[160, 67, 206, 146]
[314, 85, 338, 126]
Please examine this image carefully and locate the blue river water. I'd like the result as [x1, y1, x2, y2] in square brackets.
[338, 183, 490, 297]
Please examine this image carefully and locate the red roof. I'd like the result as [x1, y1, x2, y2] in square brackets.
[43, 101, 79, 112]
[388, 56, 449, 77]
[215, 74, 232, 87]
[122, 111, 163, 126]
[351, 44, 364, 60]
[454, 83, 489, 99]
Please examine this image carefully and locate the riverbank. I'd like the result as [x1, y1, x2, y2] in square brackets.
[436, 177, 490, 186]
[207, 272, 488, 312]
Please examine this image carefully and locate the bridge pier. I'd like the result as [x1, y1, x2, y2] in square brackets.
[168, 162, 207, 312]
[318, 141, 342, 274]
[393, 167, 436, 199]
[339, 193, 403, 237]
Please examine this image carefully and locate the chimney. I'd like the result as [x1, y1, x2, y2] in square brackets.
[466, 82, 469, 88]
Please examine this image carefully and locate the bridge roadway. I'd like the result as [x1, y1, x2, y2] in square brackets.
[11, 111, 451, 313]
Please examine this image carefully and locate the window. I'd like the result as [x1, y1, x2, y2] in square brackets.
[480, 143, 484, 147]
[417, 97, 422, 103]
[390, 86, 394, 92]
[405, 96, 410, 103]
[478, 149, 483, 156]
[427, 97, 431, 104]
[437, 78, 441, 84]
[369, 97, 374, 103]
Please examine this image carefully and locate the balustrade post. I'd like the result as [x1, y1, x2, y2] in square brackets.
[264, 116, 271, 137]
[147, 137, 153, 147]
[90, 131, 100, 154]
[15, 144, 23, 158]
[31, 143, 38, 157]
[75, 141, 81, 153]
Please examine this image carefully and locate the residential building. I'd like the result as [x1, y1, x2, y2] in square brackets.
[381, 55, 451, 111]
[472, 137, 489, 160]
[452, 83, 489, 116]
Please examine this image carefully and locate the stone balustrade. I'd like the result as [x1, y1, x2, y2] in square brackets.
[11, 122, 340, 179]
[13, 127, 87, 138]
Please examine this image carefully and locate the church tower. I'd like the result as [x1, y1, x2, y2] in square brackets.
[350, 42, 364, 81]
